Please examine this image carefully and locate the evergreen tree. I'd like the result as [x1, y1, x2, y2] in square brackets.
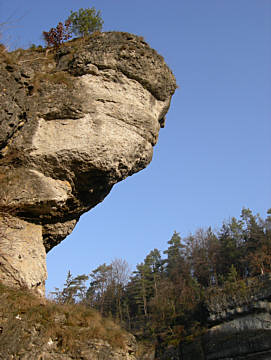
[163, 231, 188, 280]
[132, 262, 152, 318]
[69, 7, 103, 37]
[241, 208, 269, 275]
[51, 270, 88, 304]
[217, 220, 242, 280]
[86, 263, 113, 314]
[185, 228, 219, 287]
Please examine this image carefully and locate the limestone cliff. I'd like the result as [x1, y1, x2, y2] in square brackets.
[179, 275, 271, 360]
[0, 32, 177, 295]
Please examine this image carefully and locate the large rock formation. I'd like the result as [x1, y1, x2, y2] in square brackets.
[0, 32, 177, 295]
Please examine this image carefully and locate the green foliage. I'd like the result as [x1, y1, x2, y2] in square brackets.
[41, 6, 103, 48]
[84, 259, 130, 322]
[227, 264, 238, 283]
[48, 207, 271, 352]
[51, 270, 88, 304]
[163, 231, 188, 280]
[68, 7, 103, 37]
[29, 44, 43, 52]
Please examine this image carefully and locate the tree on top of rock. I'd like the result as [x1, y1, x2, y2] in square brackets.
[42, 7, 103, 49]
[68, 7, 104, 37]
[43, 20, 72, 48]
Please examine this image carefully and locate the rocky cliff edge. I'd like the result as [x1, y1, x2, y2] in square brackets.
[0, 32, 177, 295]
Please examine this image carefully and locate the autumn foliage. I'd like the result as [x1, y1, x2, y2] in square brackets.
[42, 7, 103, 49]
[43, 20, 72, 48]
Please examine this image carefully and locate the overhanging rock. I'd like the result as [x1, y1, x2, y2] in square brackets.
[0, 32, 177, 295]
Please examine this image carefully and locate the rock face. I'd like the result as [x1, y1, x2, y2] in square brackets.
[179, 275, 271, 360]
[0, 32, 177, 295]
[153, 276, 271, 359]
[1, 332, 137, 360]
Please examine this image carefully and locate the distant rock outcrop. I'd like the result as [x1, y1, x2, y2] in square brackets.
[175, 275, 271, 360]
[0, 32, 177, 295]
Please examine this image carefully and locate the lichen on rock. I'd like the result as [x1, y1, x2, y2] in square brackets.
[0, 32, 177, 295]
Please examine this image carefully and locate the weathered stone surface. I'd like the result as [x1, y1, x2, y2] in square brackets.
[203, 319, 271, 360]
[0, 215, 46, 295]
[0, 32, 176, 294]
[205, 275, 271, 324]
[0, 336, 137, 360]
[0, 337, 137, 360]
[178, 275, 271, 360]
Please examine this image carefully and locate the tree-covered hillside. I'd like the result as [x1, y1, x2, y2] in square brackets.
[51, 208, 271, 347]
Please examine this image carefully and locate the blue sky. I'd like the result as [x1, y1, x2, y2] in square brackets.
[1, 0, 270, 293]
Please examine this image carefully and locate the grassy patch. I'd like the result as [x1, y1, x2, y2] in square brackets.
[0, 282, 127, 356]
[32, 71, 74, 93]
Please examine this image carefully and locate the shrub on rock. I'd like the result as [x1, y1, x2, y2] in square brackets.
[68, 7, 103, 37]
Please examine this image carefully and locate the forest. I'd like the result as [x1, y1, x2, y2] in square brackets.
[50, 208, 271, 348]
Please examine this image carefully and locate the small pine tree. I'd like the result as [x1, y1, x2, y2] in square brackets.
[227, 264, 238, 283]
[68, 7, 103, 37]
[51, 270, 88, 304]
